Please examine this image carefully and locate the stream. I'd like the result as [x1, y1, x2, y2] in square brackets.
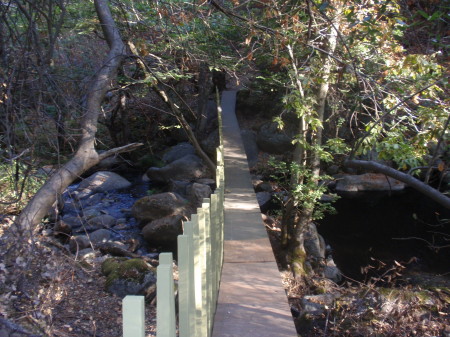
[317, 188, 450, 286]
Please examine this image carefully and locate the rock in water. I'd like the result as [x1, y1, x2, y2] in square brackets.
[335, 173, 405, 192]
[76, 171, 131, 198]
[142, 214, 184, 246]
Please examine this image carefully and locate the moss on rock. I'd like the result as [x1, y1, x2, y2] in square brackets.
[101, 258, 154, 289]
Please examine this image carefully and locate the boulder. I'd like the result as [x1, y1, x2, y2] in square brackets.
[241, 129, 259, 169]
[256, 191, 272, 212]
[301, 294, 337, 316]
[54, 220, 72, 236]
[60, 215, 83, 229]
[69, 235, 91, 252]
[168, 180, 191, 197]
[255, 181, 275, 193]
[257, 122, 294, 154]
[142, 214, 184, 245]
[301, 223, 326, 264]
[79, 193, 105, 209]
[187, 183, 212, 207]
[62, 198, 81, 215]
[89, 229, 113, 245]
[162, 142, 195, 164]
[335, 173, 406, 192]
[87, 214, 116, 229]
[146, 154, 208, 183]
[132, 192, 188, 225]
[196, 178, 215, 188]
[101, 258, 156, 298]
[200, 130, 219, 157]
[76, 171, 131, 198]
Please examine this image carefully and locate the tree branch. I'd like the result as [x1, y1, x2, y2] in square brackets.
[344, 159, 450, 209]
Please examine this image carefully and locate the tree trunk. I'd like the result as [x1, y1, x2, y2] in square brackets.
[16, 0, 140, 234]
[285, 3, 340, 279]
[311, 19, 338, 178]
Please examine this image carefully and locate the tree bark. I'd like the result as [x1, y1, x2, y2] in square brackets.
[17, 0, 140, 233]
[344, 159, 450, 209]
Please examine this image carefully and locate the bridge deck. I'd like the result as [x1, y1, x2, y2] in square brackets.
[212, 91, 297, 337]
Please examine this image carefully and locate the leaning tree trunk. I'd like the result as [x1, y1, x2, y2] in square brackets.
[344, 160, 450, 209]
[17, 0, 141, 234]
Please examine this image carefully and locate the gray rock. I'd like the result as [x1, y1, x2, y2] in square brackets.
[187, 183, 212, 207]
[89, 229, 113, 245]
[301, 294, 336, 315]
[87, 214, 116, 229]
[162, 142, 195, 163]
[54, 220, 72, 235]
[60, 215, 83, 229]
[146, 154, 208, 183]
[241, 129, 259, 168]
[79, 193, 105, 209]
[82, 206, 101, 219]
[132, 192, 189, 225]
[69, 235, 91, 252]
[76, 171, 131, 198]
[326, 165, 340, 175]
[142, 214, 184, 245]
[62, 198, 80, 215]
[102, 258, 157, 299]
[255, 181, 275, 192]
[335, 173, 406, 192]
[78, 248, 97, 262]
[200, 130, 219, 157]
[324, 256, 341, 283]
[256, 191, 272, 211]
[107, 271, 156, 299]
[301, 223, 325, 262]
[168, 180, 191, 197]
[196, 178, 216, 188]
[257, 122, 294, 154]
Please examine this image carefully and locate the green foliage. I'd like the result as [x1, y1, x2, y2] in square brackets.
[0, 160, 46, 214]
[266, 157, 338, 220]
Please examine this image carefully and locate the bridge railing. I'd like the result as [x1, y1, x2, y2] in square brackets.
[123, 145, 225, 337]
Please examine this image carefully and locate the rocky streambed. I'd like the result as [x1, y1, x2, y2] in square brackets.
[46, 142, 215, 299]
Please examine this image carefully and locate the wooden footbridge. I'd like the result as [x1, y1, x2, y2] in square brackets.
[122, 91, 297, 337]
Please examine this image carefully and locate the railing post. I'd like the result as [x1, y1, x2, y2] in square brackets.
[123, 296, 145, 337]
[156, 253, 176, 337]
[202, 198, 213, 335]
[192, 214, 206, 337]
[178, 230, 190, 337]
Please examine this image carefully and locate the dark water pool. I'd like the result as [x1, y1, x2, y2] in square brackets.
[317, 188, 450, 283]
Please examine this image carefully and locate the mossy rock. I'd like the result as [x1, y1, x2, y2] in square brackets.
[138, 154, 164, 170]
[101, 258, 155, 291]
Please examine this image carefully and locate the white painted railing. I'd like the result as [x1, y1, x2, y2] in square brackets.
[123, 145, 225, 337]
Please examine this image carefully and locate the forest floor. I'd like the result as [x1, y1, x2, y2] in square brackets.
[0, 217, 156, 337]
